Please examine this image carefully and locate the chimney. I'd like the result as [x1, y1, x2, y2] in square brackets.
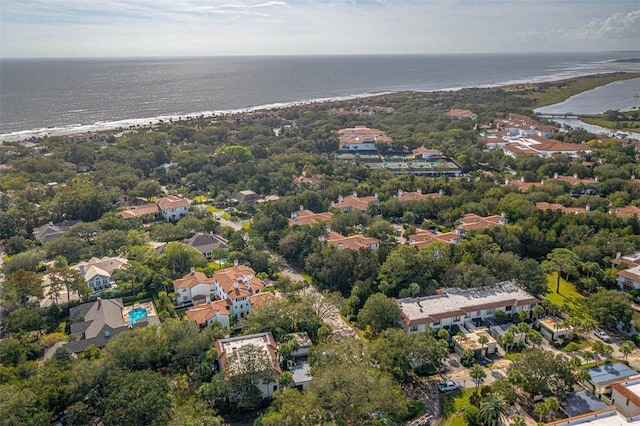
[504, 179, 510, 185]
[338, 195, 343, 203]
[352, 191, 358, 198]
[520, 176, 525, 182]
[439, 189, 445, 196]
[586, 204, 591, 212]
[398, 189, 403, 197]
[234, 259, 239, 269]
[540, 179, 545, 185]
[554, 172, 559, 179]
[616, 252, 621, 259]
[190, 267, 195, 275]
[573, 173, 579, 179]
[501, 212, 507, 218]
[416, 188, 422, 194]
[233, 280, 239, 289]
[632, 175, 636, 180]
[299, 205, 304, 211]
[595, 176, 599, 182]
[374, 193, 379, 199]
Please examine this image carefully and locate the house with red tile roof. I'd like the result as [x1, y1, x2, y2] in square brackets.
[292, 172, 324, 190]
[412, 146, 443, 160]
[445, 109, 477, 120]
[615, 205, 640, 218]
[535, 202, 589, 215]
[408, 229, 461, 249]
[186, 300, 231, 328]
[504, 177, 544, 192]
[457, 213, 508, 233]
[610, 377, 640, 419]
[319, 231, 380, 251]
[337, 127, 392, 151]
[211, 262, 264, 320]
[157, 195, 191, 221]
[173, 269, 215, 306]
[119, 195, 191, 222]
[332, 192, 379, 212]
[617, 265, 640, 291]
[118, 203, 160, 220]
[215, 332, 282, 399]
[288, 207, 334, 227]
[393, 188, 442, 202]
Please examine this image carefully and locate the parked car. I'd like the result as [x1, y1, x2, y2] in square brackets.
[438, 380, 461, 393]
[594, 329, 611, 342]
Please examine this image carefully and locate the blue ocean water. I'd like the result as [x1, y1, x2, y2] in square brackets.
[0, 52, 638, 140]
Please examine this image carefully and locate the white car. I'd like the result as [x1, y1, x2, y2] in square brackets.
[594, 329, 611, 342]
[438, 380, 461, 393]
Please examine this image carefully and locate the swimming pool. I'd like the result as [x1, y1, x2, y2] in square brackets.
[128, 307, 148, 325]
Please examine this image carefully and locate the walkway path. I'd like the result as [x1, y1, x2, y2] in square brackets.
[282, 266, 358, 340]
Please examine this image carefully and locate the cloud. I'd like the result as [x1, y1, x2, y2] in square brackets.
[1, 0, 638, 57]
[575, 10, 640, 40]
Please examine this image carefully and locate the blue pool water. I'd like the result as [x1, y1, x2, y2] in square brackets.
[128, 307, 148, 325]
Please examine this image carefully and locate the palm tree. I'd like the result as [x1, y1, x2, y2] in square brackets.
[575, 369, 591, 384]
[534, 402, 550, 423]
[582, 350, 595, 366]
[469, 364, 486, 394]
[480, 393, 508, 426]
[532, 304, 545, 320]
[501, 330, 515, 353]
[509, 414, 526, 426]
[544, 397, 560, 422]
[621, 341, 636, 361]
[591, 341, 606, 367]
[478, 333, 490, 358]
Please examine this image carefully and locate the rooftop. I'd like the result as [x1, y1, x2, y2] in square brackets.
[399, 281, 538, 326]
[586, 363, 640, 387]
[215, 332, 281, 377]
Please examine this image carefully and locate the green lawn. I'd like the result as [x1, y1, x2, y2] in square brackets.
[206, 206, 223, 213]
[442, 387, 484, 426]
[633, 311, 640, 331]
[193, 195, 208, 203]
[581, 116, 640, 133]
[545, 273, 591, 320]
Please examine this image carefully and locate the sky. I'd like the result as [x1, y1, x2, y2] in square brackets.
[1, 0, 638, 57]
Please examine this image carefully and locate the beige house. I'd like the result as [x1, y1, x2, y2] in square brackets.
[453, 328, 497, 357]
[538, 317, 574, 342]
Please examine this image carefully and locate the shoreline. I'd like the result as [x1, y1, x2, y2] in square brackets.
[1, 71, 638, 143]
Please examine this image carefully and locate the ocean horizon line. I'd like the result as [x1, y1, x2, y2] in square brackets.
[2, 50, 639, 61]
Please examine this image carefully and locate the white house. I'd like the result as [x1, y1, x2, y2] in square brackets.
[538, 317, 574, 342]
[215, 332, 282, 399]
[211, 262, 264, 320]
[398, 281, 538, 333]
[172, 269, 214, 306]
[611, 377, 640, 419]
[157, 195, 190, 222]
[72, 255, 128, 293]
[185, 300, 231, 328]
[618, 265, 640, 291]
[337, 127, 392, 151]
